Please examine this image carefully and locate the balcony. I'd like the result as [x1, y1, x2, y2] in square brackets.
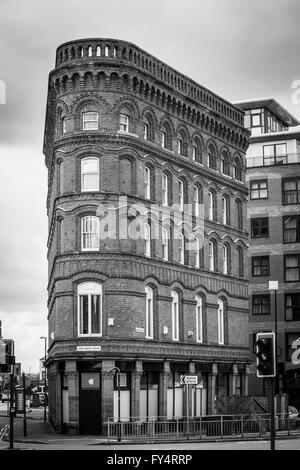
[246, 153, 300, 168]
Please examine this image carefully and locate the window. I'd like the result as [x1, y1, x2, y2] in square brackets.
[208, 191, 214, 221]
[160, 131, 166, 148]
[162, 173, 169, 206]
[236, 199, 243, 230]
[171, 291, 179, 341]
[145, 286, 153, 339]
[251, 217, 269, 238]
[81, 157, 99, 191]
[209, 241, 215, 271]
[162, 228, 169, 261]
[283, 178, 300, 204]
[144, 166, 151, 200]
[143, 123, 149, 140]
[263, 143, 287, 165]
[144, 222, 151, 257]
[252, 256, 270, 277]
[283, 216, 300, 243]
[252, 295, 270, 315]
[244, 108, 264, 135]
[179, 233, 184, 264]
[207, 144, 216, 169]
[192, 146, 196, 161]
[286, 332, 300, 361]
[285, 294, 300, 321]
[237, 247, 244, 277]
[192, 139, 202, 164]
[178, 180, 184, 211]
[62, 117, 66, 134]
[285, 254, 300, 282]
[218, 299, 225, 345]
[250, 180, 268, 200]
[195, 295, 203, 343]
[233, 158, 242, 181]
[221, 152, 230, 176]
[81, 216, 99, 251]
[78, 282, 102, 336]
[222, 245, 229, 275]
[193, 187, 199, 217]
[83, 112, 98, 130]
[221, 196, 229, 225]
[176, 139, 183, 155]
[194, 237, 201, 268]
[119, 114, 129, 132]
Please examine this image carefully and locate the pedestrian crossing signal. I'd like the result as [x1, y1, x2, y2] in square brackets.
[256, 332, 276, 378]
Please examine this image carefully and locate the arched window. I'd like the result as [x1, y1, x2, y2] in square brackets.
[194, 237, 201, 268]
[88, 46, 92, 57]
[195, 295, 203, 343]
[237, 246, 244, 277]
[193, 186, 199, 217]
[57, 160, 63, 196]
[96, 46, 101, 56]
[221, 195, 230, 226]
[221, 151, 230, 176]
[82, 111, 98, 131]
[62, 117, 66, 134]
[145, 286, 153, 339]
[179, 233, 185, 264]
[144, 222, 151, 257]
[81, 157, 99, 192]
[236, 199, 243, 230]
[222, 244, 229, 275]
[159, 123, 172, 150]
[105, 46, 109, 57]
[119, 113, 129, 132]
[81, 216, 99, 251]
[208, 190, 216, 221]
[192, 138, 202, 164]
[171, 291, 179, 341]
[162, 172, 170, 206]
[162, 227, 169, 261]
[178, 180, 184, 211]
[233, 157, 242, 181]
[144, 166, 151, 200]
[217, 299, 225, 345]
[78, 282, 102, 336]
[209, 240, 216, 271]
[207, 143, 216, 169]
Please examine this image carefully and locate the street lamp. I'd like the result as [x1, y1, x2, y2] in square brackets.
[107, 366, 121, 442]
[40, 336, 47, 423]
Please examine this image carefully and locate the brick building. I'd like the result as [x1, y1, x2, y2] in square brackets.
[236, 98, 300, 407]
[43, 38, 250, 434]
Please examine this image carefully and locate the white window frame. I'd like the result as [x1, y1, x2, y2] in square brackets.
[62, 117, 66, 134]
[145, 286, 154, 339]
[223, 245, 228, 274]
[209, 241, 215, 271]
[195, 295, 203, 343]
[222, 196, 228, 225]
[160, 131, 166, 148]
[162, 227, 169, 261]
[143, 123, 149, 140]
[208, 191, 214, 221]
[119, 114, 129, 133]
[78, 282, 102, 337]
[172, 291, 179, 341]
[218, 299, 225, 345]
[192, 146, 196, 161]
[179, 233, 184, 264]
[145, 222, 151, 257]
[83, 112, 98, 131]
[162, 173, 169, 206]
[81, 216, 99, 251]
[195, 237, 200, 268]
[177, 139, 183, 155]
[81, 157, 99, 192]
[194, 186, 199, 217]
[178, 180, 184, 211]
[144, 166, 151, 200]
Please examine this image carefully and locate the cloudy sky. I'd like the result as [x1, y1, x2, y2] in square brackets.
[1, 0, 300, 372]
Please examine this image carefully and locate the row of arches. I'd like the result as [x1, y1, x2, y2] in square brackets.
[55, 41, 243, 126]
[53, 71, 248, 151]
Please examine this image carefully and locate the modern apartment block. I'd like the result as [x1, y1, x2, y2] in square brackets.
[43, 38, 250, 435]
[236, 98, 300, 408]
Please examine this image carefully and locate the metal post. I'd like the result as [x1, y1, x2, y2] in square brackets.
[274, 289, 278, 394]
[270, 377, 276, 451]
[186, 383, 189, 436]
[9, 371, 14, 449]
[40, 336, 47, 423]
[117, 370, 121, 442]
[22, 372, 27, 437]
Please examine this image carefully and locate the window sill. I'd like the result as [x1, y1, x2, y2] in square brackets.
[117, 130, 139, 138]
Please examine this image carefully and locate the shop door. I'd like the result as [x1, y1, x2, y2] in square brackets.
[79, 371, 101, 435]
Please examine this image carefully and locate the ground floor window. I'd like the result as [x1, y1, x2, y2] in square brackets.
[167, 371, 184, 419]
[140, 371, 159, 421]
[113, 371, 131, 422]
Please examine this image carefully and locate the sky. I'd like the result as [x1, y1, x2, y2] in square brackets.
[1, 0, 300, 372]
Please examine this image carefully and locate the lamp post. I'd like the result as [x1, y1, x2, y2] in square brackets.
[40, 336, 47, 423]
[107, 366, 121, 442]
[268, 280, 278, 451]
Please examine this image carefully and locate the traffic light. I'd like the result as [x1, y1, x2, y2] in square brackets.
[256, 332, 276, 378]
[0, 339, 15, 373]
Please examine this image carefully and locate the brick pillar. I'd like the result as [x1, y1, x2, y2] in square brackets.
[131, 360, 143, 420]
[159, 361, 170, 418]
[65, 360, 79, 434]
[231, 364, 239, 396]
[243, 364, 250, 396]
[207, 363, 218, 414]
[101, 360, 115, 424]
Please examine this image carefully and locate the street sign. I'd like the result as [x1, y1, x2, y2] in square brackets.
[180, 375, 198, 385]
[76, 346, 101, 352]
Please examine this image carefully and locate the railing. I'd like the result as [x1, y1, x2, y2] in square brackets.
[246, 153, 300, 168]
[106, 414, 297, 441]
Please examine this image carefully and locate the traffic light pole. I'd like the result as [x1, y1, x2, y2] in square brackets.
[9, 371, 14, 450]
[270, 377, 275, 451]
